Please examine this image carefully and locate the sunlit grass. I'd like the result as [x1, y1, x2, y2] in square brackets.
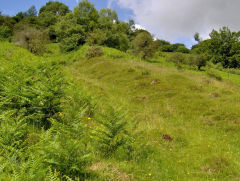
[65, 52, 240, 180]
[2, 41, 240, 180]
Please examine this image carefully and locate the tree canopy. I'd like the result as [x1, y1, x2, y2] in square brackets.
[193, 27, 240, 68]
[133, 31, 155, 59]
[39, 1, 69, 16]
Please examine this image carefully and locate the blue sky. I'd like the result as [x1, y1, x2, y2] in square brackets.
[0, 0, 132, 21]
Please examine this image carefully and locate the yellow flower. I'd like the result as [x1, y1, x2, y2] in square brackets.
[148, 173, 151, 176]
[88, 117, 91, 120]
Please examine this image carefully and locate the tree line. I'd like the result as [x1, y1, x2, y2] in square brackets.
[0, 1, 190, 56]
[1, 0, 240, 68]
[193, 27, 240, 68]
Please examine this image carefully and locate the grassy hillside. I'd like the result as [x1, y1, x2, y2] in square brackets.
[65, 47, 240, 180]
[1, 41, 240, 180]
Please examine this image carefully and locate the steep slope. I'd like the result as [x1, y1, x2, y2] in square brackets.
[2, 41, 240, 180]
[68, 57, 240, 180]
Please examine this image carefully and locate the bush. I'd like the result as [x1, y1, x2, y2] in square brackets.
[225, 68, 240, 75]
[167, 52, 208, 70]
[104, 32, 130, 52]
[167, 52, 187, 65]
[133, 32, 154, 59]
[194, 27, 240, 68]
[187, 54, 207, 69]
[93, 107, 134, 158]
[118, 33, 130, 52]
[12, 27, 49, 55]
[0, 58, 64, 129]
[55, 13, 86, 52]
[207, 68, 223, 81]
[0, 45, 93, 180]
[0, 25, 11, 39]
[85, 46, 104, 59]
[59, 34, 82, 52]
[86, 29, 106, 46]
[0, 116, 91, 180]
[35, 121, 92, 179]
[215, 62, 223, 70]
[105, 48, 127, 59]
[161, 44, 174, 52]
[176, 46, 190, 53]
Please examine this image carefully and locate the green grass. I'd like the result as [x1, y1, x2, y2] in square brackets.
[216, 69, 240, 85]
[2, 41, 240, 180]
[63, 48, 240, 180]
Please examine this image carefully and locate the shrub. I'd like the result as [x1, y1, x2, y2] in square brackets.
[133, 31, 154, 59]
[207, 68, 223, 81]
[167, 52, 187, 65]
[55, 13, 85, 52]
[85, 46, 104, 59]
[172, 43, 185, 51]
[167, 52, 208, 70]
[161, 44, 174, 52]
[12, 27, 49, 55]
[153, 39, 170, 51]
[35, 120, 92, 179]
[0, 58, 64, 129]
[0, 25, 11, 40]
[93, 107, 134, 158]
[187, 54, 207, 69]
[86, 29, 106, 46]
[206, 61, 215, 68]
[104, 32, 130, 52]
[215, 62, 223, 71]
[176, 46, 190, 53]
[0, 115, 28, 156]
[39, 1, 69, 16]
[59, 34, 82, 52]
[0, 45, 93, 180]
[225, 68, 240, 75]
[105, 48, 127, 59]
[118, 33, 130, 52]
[194, 27, 240, 68]
[0, 116, 91, 180]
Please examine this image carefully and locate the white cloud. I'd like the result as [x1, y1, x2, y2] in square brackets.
[110, 0, 240, 43]
[134, 24, 145, 30]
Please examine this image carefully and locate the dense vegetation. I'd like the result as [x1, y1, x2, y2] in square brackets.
[0, 42, 140, 180]
[2, 0, 240, 68]
[1, 0, 240, 180]
[1, 0, 190, 57]
[193, 27, 240, 68]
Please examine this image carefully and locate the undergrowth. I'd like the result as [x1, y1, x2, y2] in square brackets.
[0, 42, 141, 180]
[2, 41, 240, 180]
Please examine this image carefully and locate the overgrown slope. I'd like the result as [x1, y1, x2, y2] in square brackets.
[1, 41, 240, 180]
[67, 54, 240, 180]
